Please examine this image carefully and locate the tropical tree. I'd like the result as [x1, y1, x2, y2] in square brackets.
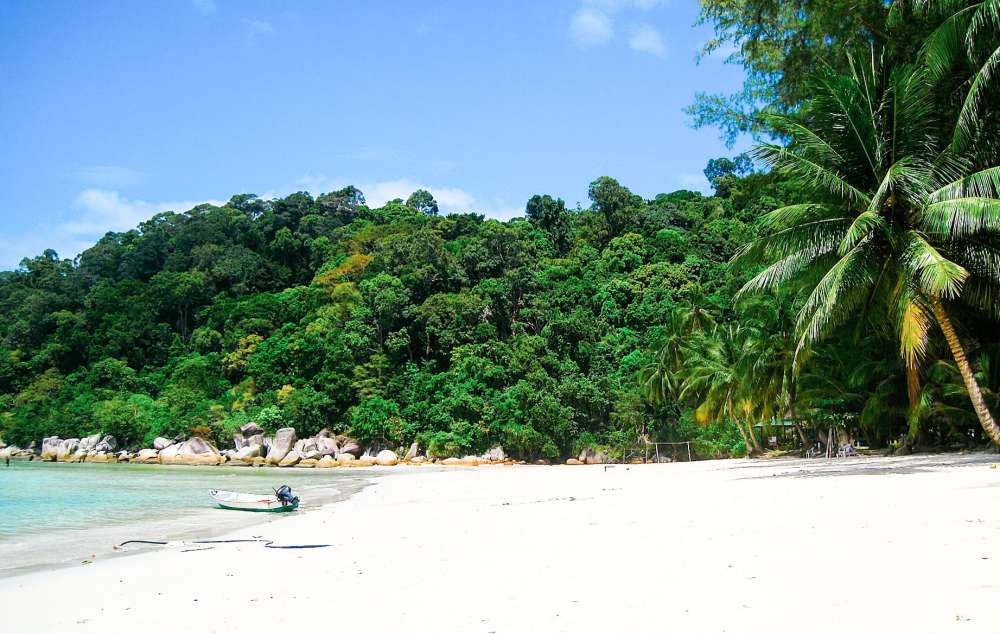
[679, 324, 764, 454]
[735, 48, 1000, 445]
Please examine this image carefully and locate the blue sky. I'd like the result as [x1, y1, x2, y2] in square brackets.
[0, 0, 746, 270]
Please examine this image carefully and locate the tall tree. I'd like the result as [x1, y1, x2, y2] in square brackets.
[736, 49, 1000, 445]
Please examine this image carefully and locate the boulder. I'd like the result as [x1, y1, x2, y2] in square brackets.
[316, 428, 333, 438]
[337, 454, 356, 466]
[483, 446, 506, 462]
[403, 442, 419, 462]
[533, 459, 551, 465]
[316, 436, 339, 457]
[460, 455, 481, 466]
[408, 455, 427, 464]
[160, 437, 223, 466]
[228, 460, 251, 467]
[41, 436, 62, 460]
[157, 443, 182, 462]
[375, 450, 398, 466]
[335, 435, 361, 457]
[316, 455, 338, 468]
[85, 451, 115, 463]
[266, 427, 297, 465]
[278, 452, 300, 467]
[95, 435, 117, 453]
[134, 448, 160, 463]
[153, 437, 175, 451]
[246, 433, 265, 449]
[300, 449, 321, 461]
[240, 422, 264, 437]
[578, 448, 609, 465]
[235, 446, 260, 462]
[232, 432, 246, 451]
[353, 455, 376, 467]
[565, 458, 584, 465]
[179, 436, 217, 455]
[296, 459, 318, 468]
[79, 434, 101, 453]
[56, 439, 80, 462]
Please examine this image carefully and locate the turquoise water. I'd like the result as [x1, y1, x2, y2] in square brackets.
[0, 461, 370, 575]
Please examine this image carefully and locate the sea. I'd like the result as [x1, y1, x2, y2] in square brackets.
[0, 460, 370, 576]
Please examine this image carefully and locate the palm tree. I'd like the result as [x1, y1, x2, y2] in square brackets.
[735, 48, 1000, 445]
[680, 324, 764, 455]
[739, 298, 811, 447]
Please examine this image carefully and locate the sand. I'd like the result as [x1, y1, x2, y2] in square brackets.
[1, 453, 998, 633]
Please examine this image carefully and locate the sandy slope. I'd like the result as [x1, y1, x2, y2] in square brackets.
[1, 454, 998, 633]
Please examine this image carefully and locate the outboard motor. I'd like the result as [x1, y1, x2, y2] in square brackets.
[275, 485, 299, 507]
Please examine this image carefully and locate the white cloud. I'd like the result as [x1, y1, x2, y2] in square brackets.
[73, 165, 147, 188]
[0, 190, 225, 269]
[67, 189, 223, 237]
[360, 179, 475, 212]
[192, 0, 216, 15]
[569, 9, 614, 47]
[241, 18, 273, 38]
[287, 174, 513, 218]
[629, 24, 667, 59]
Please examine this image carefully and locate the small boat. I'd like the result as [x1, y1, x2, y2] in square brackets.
[210, 485, 300, 512]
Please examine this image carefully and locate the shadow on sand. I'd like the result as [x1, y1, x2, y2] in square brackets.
[731, 451, 998, 480]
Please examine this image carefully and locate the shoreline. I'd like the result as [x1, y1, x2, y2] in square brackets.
[2, 453, 998, 633]
[0, 461, 393, 578]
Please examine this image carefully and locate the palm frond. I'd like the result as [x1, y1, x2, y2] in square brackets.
[736, 247, 837, 298]
[919, 3, 978, 77]
[928, 166, 1000, 202]
[793, 244, 878, 365]
[898, 295, 933, 370]
[920, 197, 1000, 237]
[839, 211, 885, 255]
[902, 231, 969, 298]
[753, 143, 872, 206]
[951, 44, 1000, 152]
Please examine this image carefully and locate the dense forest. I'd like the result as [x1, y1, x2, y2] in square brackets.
[2, 0, 1000, 459]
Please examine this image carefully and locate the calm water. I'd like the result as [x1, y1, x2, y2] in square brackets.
[0, 461, 371, 576]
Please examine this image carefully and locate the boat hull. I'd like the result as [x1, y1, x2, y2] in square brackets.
[210, 489, 300, 512]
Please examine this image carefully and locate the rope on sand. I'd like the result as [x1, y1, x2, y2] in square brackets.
[117, 538, 331, 550]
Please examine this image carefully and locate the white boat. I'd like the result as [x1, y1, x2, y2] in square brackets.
[210, 487, 300, 512]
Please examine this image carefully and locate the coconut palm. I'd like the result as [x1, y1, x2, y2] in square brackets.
[640, 300, 718, 407]
[679, 324, 764, 454]
[735, 47, 1000, 445]
[739, 298, 811, 446]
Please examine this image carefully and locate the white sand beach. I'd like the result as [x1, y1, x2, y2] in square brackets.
[2, 454, 998, 633]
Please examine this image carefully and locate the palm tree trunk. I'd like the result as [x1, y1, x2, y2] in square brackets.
[788, 391, 809, 448]
[745, 421, 764, 453]
[732, 420, 751, 457]
[930, 297, 1000, 446]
